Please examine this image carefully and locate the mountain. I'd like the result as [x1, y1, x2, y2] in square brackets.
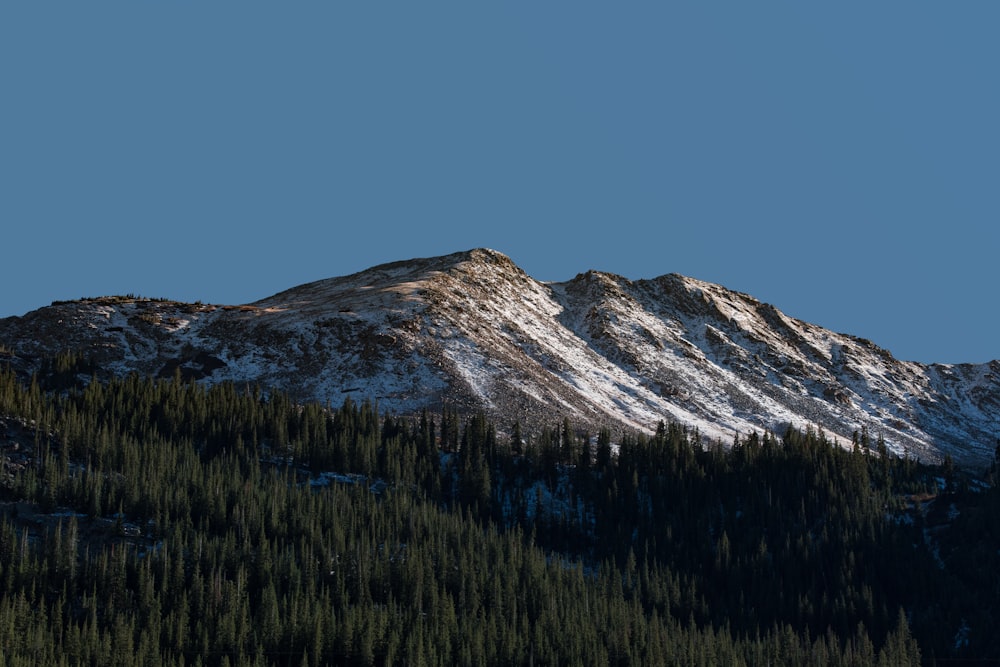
[1, 248, 997, 467]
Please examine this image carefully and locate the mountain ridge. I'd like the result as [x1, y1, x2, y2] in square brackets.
[2, 248, 997, 468]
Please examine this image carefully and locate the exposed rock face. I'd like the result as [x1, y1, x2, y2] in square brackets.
[2, 248, 998, 467]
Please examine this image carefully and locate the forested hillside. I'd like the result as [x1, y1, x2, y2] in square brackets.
[0, 354, 998, 665]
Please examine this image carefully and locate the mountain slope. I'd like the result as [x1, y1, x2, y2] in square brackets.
[1, 248, 997, 467]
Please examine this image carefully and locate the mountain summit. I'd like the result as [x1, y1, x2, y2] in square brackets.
[2, 248, 997, 467]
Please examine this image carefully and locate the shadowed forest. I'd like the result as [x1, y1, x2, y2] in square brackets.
[0, 354, 998, 665]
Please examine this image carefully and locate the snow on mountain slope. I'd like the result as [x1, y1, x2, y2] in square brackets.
[1, 248, 997, 468]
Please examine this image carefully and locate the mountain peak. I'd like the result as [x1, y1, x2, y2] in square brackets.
[1, 250, 998, 468]
[462, 247, 513, 263]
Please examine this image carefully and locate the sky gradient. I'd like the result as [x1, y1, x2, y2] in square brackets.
[2, 3, 998, 364]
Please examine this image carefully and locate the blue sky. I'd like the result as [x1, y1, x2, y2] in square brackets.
[2, 3, 997, 364]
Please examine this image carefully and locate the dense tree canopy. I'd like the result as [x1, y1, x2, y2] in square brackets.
[0, 357, 997, 665]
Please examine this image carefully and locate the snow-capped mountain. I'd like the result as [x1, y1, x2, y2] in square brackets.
[2, 249, 997, 468]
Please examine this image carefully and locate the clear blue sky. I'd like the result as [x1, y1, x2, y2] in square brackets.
[2, 3, 997, 364]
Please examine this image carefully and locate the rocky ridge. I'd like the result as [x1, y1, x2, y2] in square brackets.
[1, 249, 997, 468]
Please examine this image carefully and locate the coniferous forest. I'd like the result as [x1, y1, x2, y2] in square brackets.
[1, 353, 999, 665]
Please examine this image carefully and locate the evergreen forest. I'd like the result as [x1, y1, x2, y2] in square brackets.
[1, 352, 999, 665]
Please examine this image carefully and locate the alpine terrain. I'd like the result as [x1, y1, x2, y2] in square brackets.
[1, 248, 997, 468]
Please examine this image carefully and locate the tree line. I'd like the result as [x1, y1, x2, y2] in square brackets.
[0, 355, 997, 665]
